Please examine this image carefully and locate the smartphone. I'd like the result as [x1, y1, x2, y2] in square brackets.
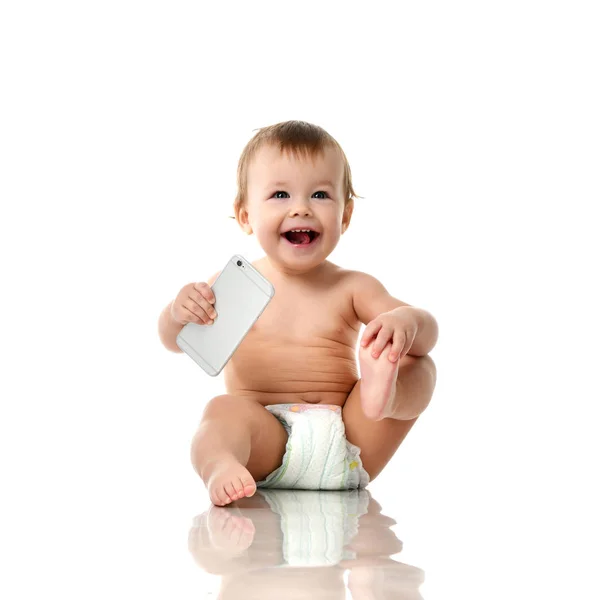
[176, 255, 275, 376]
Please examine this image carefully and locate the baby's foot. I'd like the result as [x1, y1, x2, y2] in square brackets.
[358, 343, 400, 420]
[206, 456, 257, 506]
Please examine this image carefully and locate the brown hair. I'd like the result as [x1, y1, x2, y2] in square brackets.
[231, 120, 361, 220]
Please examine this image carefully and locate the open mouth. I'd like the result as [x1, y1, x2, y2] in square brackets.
[281, 229, 321, 246]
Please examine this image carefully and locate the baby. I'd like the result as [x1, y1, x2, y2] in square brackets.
[158, 120, 438, 506]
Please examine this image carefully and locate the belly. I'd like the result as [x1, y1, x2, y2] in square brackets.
[224, 336, 359, 406]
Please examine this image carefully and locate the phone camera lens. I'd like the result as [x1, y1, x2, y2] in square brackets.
[237, 260, 242, 267]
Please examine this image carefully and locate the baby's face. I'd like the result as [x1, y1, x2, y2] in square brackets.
[239, 143, 352, 273]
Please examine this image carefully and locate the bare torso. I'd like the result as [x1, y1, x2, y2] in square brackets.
[222, 259, 362, 407]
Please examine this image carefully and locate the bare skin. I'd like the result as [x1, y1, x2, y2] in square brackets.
[189, 259, 437, 505]
[358, 343, 400, 421]
[163, 141, 438, 505]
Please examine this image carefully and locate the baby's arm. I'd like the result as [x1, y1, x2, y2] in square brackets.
[158, 302, 185, 352]
[351, 272, 438, 356]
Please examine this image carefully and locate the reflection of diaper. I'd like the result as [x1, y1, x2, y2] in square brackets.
[256, 403, 370, 490]
[258, 488, 370, 566]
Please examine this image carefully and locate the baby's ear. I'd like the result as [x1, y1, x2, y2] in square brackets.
[341, 199, 354, 233]
[236, 205, 253, 235]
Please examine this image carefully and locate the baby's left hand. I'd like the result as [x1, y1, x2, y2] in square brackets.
[360, 307, 418, 362]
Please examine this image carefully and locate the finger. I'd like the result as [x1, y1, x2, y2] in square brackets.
[397, 329, 413, 360]
[361, 321, 381, 347]
[190, 292, 217, 320]
[389, 334, 404, 362]
[194, 282, 216, 304]
[182, 303, 211, 324]
[371, 327, 393, 357]
[182, 304, 211, 324]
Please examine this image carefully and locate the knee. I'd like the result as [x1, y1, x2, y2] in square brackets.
[402, 354, 437, 388]
[201, 394, 260, 423]
[419, 355, 437, 409]
[416, 354, 437, 388]
[397, 354, 437, 418]
[201, 394, 238, 418]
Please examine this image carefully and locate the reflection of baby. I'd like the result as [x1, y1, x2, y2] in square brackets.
[188, 490, 424, 599]
[159, 120, 438, 505]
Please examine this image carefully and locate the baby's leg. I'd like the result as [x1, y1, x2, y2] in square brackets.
[191, 395, 288, 506]
[343, 354, 437, 481]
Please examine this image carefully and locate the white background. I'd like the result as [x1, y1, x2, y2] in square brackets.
[1, 1, 596, 598]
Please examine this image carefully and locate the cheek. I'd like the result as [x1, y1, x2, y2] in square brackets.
[326, 212, 345, 234]
[253, 209, 280, 232]
[252, 217, 279, 241]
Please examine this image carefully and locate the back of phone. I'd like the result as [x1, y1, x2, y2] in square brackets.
[176, 255, 275, 376]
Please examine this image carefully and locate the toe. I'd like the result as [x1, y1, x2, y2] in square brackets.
[212, 487, 231, 506]
[230, 479, 245, 499]
[234, 476, 248, 498]
[211, 491, 224, 506]
[240, 475, 256, 497]
[224, 482, 239, 501]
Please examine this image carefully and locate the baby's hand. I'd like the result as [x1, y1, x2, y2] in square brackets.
[171, 282, 217, 325]
[360, 307, 418, 362]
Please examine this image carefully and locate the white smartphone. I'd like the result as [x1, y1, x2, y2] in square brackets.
[176, 255, 275, 376]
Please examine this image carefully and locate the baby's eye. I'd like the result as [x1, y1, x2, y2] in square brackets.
[271, 190, 330, 199]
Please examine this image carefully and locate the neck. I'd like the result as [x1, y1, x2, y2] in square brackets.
[259, 255, 330, 280]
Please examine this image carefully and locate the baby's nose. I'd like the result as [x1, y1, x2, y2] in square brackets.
[290, 201, 312, 215]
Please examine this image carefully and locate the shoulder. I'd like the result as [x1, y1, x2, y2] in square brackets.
[344, 269, 411, 324]
[318, 264, 384, 296]
[334, 269, 387, 312]
[341, 269, 388, 294]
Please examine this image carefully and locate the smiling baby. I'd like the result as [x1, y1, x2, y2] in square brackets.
[158, 120, 438, 506]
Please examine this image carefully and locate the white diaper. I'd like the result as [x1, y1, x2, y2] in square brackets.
[255, 403, 370, 490]
[258, 488, 371, 566]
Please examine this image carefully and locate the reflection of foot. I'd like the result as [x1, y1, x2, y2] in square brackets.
[358, 343, 400, 420]
[205, 506, 256, 553]
[207, 457, 256, 506]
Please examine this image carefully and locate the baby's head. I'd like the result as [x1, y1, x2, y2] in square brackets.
[233, 120, 360, 274]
